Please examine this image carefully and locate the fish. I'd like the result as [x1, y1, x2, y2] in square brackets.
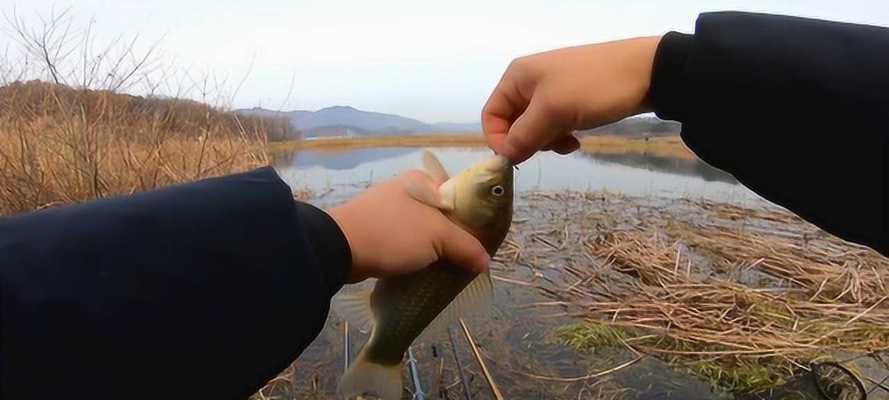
[337, 151, 514, 400]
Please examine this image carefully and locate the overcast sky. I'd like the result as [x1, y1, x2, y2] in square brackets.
[7, 1, 889, 122]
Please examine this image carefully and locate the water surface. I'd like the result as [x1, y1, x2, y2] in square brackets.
[274, 147, 757, 206]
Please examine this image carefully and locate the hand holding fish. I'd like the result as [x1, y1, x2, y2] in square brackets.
[482, 36, 661, 163]
[335, 152, 513, 400]
[328, 170, 490, 283]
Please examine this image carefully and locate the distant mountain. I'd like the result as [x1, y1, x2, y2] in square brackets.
[578, 116, 680, 138]
[236, 106, 480, 139]
[428, 122, 482, 133]
[236, 106, 676, 140]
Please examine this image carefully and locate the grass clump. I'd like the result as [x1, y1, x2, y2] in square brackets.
[555, 322, 629, 353]
[555, 321, 793, 394]
[686, 357, 788, 394]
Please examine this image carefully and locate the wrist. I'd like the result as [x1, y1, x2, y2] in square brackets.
[292, 201, 353, 295]
[326, 204, 363, 283]
[649, 32, 692, 121]
[629, 36, 663, 116]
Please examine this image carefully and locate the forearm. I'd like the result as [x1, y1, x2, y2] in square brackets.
[0, 167, 351, 399]
[650, 12, 889, 255]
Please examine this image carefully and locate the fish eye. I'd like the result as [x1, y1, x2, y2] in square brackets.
[491, 185, 504, 196]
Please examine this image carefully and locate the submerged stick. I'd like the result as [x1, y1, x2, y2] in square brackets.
[447, 326, 472, 400]
[459, 319, 504, 400]
[518, 356, 643, 382]
[343, 321, 351, 373]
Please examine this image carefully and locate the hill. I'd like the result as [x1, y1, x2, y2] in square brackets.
[238, 106, 679, 141]
[578, 116, 680, 138]
[237, 106, 481, 139]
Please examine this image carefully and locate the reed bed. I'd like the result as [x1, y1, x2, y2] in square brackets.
[504, 192, 889, 394]
[0, 81, 273, 216]
[578, 136, 695, 160]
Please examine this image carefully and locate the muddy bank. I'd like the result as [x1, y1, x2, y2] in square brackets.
[254, 192, 889, 400]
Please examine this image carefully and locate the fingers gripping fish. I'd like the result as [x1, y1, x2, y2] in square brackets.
[337, 151, 514, 400]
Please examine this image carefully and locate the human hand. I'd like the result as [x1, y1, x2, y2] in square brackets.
[482, 36, 662, 163]
[327, 171, 490, 283]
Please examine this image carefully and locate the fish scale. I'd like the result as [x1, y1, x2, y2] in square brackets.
[365, 261, 477, 365]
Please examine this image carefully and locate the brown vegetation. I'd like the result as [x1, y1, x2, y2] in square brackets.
[579, 135, 695, 160]
[0, 81, 273, 216]
[268, 134, 488, 152]
[0, 8, 283, 216]
[505, 192, 889, 394]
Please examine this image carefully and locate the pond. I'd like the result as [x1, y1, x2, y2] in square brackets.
[267, 147, 853, 400]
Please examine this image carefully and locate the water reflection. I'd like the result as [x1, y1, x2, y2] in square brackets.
[273, 146, 756, 204]
[272, 147, 412, 170]
[581, 152, 737, 184]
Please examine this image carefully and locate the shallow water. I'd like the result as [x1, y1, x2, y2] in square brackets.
[267, 147, 836, 400]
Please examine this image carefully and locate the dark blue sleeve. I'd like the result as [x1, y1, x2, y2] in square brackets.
[650, 12, 889, 256]
[0, 167, 351, 399]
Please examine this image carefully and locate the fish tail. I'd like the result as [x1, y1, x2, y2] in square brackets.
[338, 348, 402, 400]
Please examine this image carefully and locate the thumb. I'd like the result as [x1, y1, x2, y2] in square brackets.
[439, 223, 490, 274]
[502, 96, 573, 164]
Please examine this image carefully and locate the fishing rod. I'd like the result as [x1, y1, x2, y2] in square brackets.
[407, 347, 426, 400]
[343, 321, 350, 374]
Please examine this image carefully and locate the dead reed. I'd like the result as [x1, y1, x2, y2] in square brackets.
[508, 192, 889, 394]
[0, 9, 289, 216]
[579, 136, 695, 160]
[0, 81, 272, 216]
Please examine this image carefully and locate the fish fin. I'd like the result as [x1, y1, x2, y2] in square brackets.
[338, 346, 403, 400]
[438, 177, 457, 211]
[334, 290, 375, 333]
[421, 150, 450, 183]
[405, 168, 455, 211]
[421, 270, 494, 338]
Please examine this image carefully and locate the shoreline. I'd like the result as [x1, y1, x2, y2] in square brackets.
[267, 134, 696, 159]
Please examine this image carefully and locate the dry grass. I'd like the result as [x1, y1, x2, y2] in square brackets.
[0, 81, 272, 216]
[0, 8, 288, 216]
[505, 192, 889, 394]
[268, 134, 487, 152]
[579, 135, 695, 160]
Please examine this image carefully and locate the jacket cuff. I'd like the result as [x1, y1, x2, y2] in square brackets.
[650, 31, 694, 122]
[293, 202, 352, 298]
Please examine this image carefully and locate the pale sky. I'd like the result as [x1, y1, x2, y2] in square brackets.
[6, 1, 889, 122]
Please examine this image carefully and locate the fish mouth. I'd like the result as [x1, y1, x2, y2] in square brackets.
[477, 154, 512, 173]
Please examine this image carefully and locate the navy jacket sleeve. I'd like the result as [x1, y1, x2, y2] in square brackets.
[0, 167, 352, 399]
[650, 12, 889, 256]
